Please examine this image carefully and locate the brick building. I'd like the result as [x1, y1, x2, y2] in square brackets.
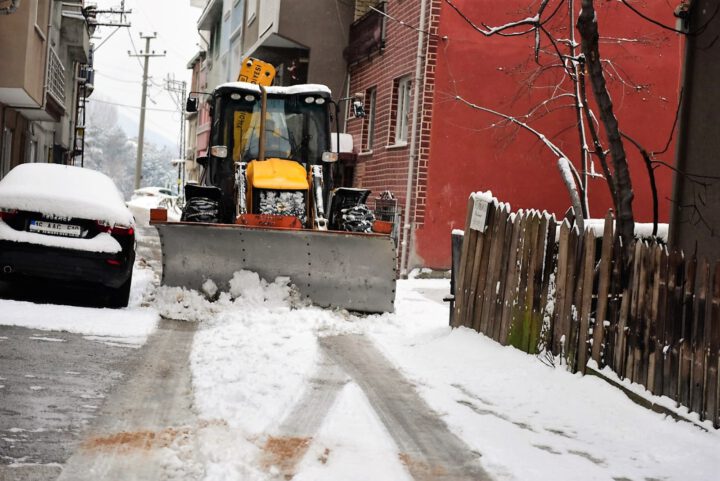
[347, 0, 682, 270]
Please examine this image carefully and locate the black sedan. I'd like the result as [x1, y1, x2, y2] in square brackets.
[0, 163, 136, 307]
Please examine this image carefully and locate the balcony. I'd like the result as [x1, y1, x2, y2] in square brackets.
[345, 2, 386, 65]
[61, 2, 91, 63]
[38, 47, 66, 121]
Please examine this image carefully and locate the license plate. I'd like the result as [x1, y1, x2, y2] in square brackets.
[29, 220, 82, 238]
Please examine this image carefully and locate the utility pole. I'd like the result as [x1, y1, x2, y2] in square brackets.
[164, 74, 187, 195]
[129, 32, 165, 190]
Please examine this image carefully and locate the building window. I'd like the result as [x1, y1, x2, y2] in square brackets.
[392, 75, 411, 145]
[362, 87, 376, 152]
[211, 19, 222, 58]
[1, 128, 12, 179]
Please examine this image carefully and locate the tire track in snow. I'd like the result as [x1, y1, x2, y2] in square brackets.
[261, 350, 349, 477]
[319, 335, 492, 481]
[56, 319, 202, 481]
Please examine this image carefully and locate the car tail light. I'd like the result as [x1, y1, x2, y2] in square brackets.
[106, 259, 123, 266]
[111, 224, 134, 236]
[0, 208, 18, 221]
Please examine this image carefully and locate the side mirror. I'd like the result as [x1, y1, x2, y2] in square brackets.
[186, 97, 198, 113]
[322, 152, 338, 163]
[196, 155, 208, 168]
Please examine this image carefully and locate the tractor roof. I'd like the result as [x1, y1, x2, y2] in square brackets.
[214, 82, 332, 97]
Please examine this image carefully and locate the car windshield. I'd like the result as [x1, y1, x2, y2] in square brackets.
[213, 92, 330, 165]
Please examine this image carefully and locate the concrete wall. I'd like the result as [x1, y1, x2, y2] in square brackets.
[279, 0, 354, 101]
[670, 0, 720, 262]
[0, 0, 49, 106]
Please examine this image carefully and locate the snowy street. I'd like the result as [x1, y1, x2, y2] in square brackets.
[1, 226, 719, 481]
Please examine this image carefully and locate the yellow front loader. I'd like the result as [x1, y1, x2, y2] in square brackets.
[152, 59, 396, 313]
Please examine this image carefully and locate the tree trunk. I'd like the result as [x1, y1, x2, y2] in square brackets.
[577, 0, 635, 249]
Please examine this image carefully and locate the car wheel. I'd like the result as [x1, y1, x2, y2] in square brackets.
[107, 275, 132, 308]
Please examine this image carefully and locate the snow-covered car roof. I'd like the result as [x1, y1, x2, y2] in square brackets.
[133, 186, 175, 197]
[0, 163, 134, 226]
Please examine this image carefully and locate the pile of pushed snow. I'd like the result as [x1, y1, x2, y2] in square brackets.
[153, 271, 300, 322]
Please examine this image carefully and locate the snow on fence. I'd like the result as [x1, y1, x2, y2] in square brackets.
[451, 192, 720, 428]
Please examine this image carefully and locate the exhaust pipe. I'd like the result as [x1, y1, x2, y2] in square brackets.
[2, 266, 12, 274]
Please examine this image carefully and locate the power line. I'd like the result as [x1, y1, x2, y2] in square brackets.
[91, 98, 178, 113]
[369, 5, 446, 40]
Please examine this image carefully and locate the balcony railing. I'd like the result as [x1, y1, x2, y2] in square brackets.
[345, 2, 386, 65]
[47, 47, 66, 105]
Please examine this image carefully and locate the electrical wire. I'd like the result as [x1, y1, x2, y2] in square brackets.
[91, 97, 179, 113]
[369, 5, 446, 40]
[125, 28, 146, 71]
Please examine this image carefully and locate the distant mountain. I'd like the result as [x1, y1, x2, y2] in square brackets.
[116, 110, 180, 153]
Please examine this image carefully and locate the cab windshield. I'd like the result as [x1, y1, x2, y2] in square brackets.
[213, 92, 330, 165]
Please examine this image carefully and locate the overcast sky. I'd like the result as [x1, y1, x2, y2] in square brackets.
[90, 0, 204, 151]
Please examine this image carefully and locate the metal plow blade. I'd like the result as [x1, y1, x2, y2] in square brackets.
[154, 222, 397, 313]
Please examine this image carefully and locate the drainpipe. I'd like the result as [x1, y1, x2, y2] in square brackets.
[399, 0, 429, 278]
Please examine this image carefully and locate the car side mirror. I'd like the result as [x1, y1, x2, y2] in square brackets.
[196, 155, 208, 167]
[186, 97, 198, 113]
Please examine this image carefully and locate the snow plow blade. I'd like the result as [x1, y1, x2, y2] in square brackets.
[153, 221, 397, 313]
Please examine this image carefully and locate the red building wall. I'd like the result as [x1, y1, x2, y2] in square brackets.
[349, 1, 682, 269]
[417, 0, 682, 268]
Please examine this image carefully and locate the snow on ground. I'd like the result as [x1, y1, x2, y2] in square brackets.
[151, 273, 719, 481]
[0, 263, 158, 345]
[1, 205, 717, 481]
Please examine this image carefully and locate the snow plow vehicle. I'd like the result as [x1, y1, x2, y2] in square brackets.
[152, 59, 396, 313]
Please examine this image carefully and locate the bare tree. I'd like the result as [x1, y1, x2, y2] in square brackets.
[443, 0, 688, 254]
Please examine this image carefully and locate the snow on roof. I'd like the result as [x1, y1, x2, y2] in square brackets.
[0, 163, 134, 226]
[215, 82, 332, 96]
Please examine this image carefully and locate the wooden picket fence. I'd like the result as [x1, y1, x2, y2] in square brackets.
[452, 193, 720, 428]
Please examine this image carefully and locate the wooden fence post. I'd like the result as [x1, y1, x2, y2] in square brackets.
[679, 255, 697, 406]
[646, 244, 664, 394]
[528, 213, 550, 354]
[567, 226, 584, 370]
[664, 250, 685, 401]
[470, 202, 497, 332]
[638, 242, 657, 387]
[499, 213, 523, 345]
[552, 220, 571, 356]
[577, 228, 596, 374]
[479, 204, 508, 336]
[453, 196, 476, 328]
[592, 211, 614, 366]
[538, 213, 558, 351]
[614, 240, 636, 379]
[508, 213, 534, 350]
[691, 260, 710, 416]
[707, 262, 720, 428]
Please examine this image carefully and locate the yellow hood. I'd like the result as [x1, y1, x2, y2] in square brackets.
[246, 158, 309, 190]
